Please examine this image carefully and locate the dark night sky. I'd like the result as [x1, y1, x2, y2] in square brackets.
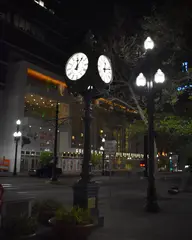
[58, 0, 168, 33]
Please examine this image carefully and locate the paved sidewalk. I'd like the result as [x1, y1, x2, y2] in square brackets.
[90, 181, 192, 240]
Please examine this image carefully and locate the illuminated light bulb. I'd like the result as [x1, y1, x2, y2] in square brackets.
[16, 120, 21, 125]
[17, 131, 22, 137]
[41, 97, 43, 100]
[31, 94, 33, 97]
[33, 99, 36, 101]
[144, 37, 154, 50]
[154, 69, 165, 84]
[136, 73, 146, 87]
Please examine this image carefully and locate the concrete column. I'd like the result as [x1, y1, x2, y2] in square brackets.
[1, 61, 27, 172]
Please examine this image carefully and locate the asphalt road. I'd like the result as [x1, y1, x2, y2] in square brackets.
[0, 174, 177, 208]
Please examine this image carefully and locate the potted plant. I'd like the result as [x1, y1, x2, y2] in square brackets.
[49, 206, 95, 239]
[2, 215, 37, 239]
[32, 199, 62, 225]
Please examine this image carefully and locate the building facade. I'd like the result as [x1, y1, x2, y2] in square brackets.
[0, 0, 144, 173]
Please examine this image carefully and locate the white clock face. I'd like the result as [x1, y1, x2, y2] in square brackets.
[65, 52, 89, 81]
[97, 55, 113, 84]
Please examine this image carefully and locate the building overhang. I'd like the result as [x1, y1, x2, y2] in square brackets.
[27, 66, 137, 114]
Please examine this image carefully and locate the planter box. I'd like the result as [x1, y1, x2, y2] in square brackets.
[50, 218, 95, 239]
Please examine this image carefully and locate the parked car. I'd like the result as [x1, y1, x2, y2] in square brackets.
[29, 165, 62, 178]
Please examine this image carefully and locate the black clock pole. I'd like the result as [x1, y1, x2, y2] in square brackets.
[71, 30, 112, 227]
[80, 92, 92, 183]
[73, 91, 100, 221]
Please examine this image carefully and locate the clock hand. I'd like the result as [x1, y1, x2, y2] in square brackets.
[75, 57, 83, 70]
[103, 68, 111, 72]
[75, 59, 79, 70]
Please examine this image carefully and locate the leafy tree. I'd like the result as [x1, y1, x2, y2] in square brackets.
[91, 153, 101, 167]
[39, 152, 53, 166]
[94, 2, 192, 120]
[92, 3, 192, 168]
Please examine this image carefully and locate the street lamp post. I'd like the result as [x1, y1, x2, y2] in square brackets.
[101, 138, 105, 175]
[13, 120, 22, 176]
[100, 145, 105, 176]
[51, 101, 59, 181]
[136, 69, 165, 212]
[136, 37, 165, 213]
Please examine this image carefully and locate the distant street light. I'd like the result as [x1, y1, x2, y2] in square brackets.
[13, 120, 22, 176]
[102, 138, 105, 143]
[16, 119, 21, 125]
[100, 146, 104, 151]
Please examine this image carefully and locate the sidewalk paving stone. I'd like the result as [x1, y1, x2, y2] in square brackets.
[90, 186, 192, 240]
